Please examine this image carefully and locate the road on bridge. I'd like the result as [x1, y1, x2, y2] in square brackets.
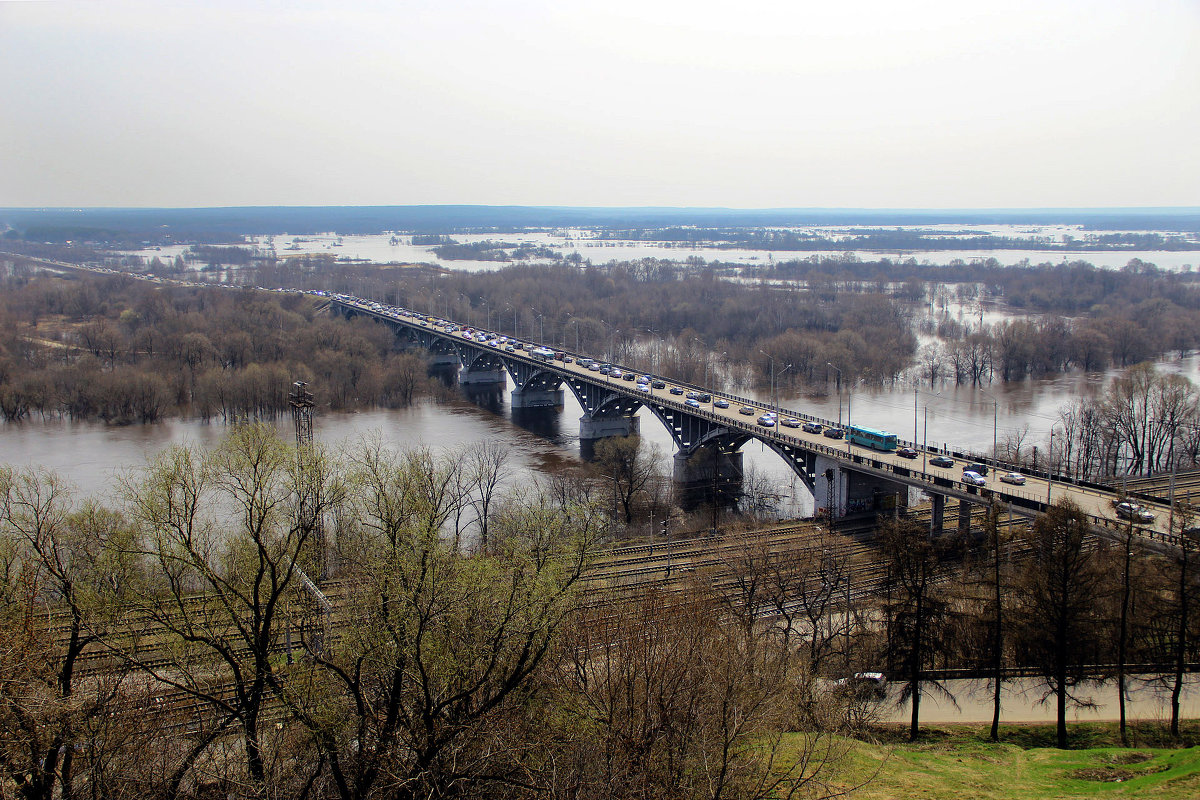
[339, 297, 1176, 543]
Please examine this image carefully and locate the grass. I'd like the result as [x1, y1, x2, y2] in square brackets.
[788, 723, 1200, 799]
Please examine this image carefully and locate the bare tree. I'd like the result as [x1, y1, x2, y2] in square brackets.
[1011, 500, 1107, 749]
[120, 424, 346, 797]
[593, 435, 661, 526]
[558, 583, 846, 800]
[286, 457, 602, 800]
[0, 468, 139, 800]
[464, 439, 509, 551]
[879, 517, 954, 741]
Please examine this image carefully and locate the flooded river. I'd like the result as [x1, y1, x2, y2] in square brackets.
[2, 348, 1196, 513]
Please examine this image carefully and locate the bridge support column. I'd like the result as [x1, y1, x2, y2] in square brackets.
[813, 455, 849, 519]
[579, 414, 639, 442]
[930, 494, 946, 534]
[429, 353, 459, 368]
[460, 368, 505, 385]
[511, 387, 564, 409]
[958, 499, 973, 537]
[673, 449, 743, 510]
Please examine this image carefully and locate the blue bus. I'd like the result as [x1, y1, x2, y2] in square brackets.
[847, 425, 898, 452]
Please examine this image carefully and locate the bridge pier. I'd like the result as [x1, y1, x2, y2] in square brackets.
[429, 353, 459, 369]
[814, 455, 849, 518]
[930, 494, 945, 533]
[673, 449, 743, 510]
[460, 367, 506, 385]
[958, 499, 973, 538]
[579, 413, 639, 441]
[511, 387, 564, 409]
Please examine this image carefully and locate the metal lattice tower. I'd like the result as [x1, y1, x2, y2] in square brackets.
[289, 381, 326, 578]
[290, 381, 314, 451]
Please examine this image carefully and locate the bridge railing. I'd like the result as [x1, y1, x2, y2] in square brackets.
[342, 300, 1189, 543]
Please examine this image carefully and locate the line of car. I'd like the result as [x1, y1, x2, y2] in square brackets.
[346, 299, 1051, 497]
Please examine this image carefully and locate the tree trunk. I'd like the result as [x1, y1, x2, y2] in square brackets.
[1118, 525, 1132, 747]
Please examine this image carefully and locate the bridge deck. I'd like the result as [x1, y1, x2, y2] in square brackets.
[334, 297, 1179, 544]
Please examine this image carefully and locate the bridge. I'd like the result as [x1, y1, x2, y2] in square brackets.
[0, 250, 1175, 542]
[332, 296, 1179, 541]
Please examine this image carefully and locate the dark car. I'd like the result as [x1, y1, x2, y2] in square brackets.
[965, 463, 989, 476]
[669, 386, 684, 395]
[896, 447, 918, 459]
[822, 427, 844, 440]
[652, 380, 666, 389]
[622, 372, 636, 381]
[1115, 501, 1156, 523]
[929, 455, 955, 468]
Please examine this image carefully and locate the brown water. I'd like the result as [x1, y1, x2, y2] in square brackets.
[3, 351, 1197, 512]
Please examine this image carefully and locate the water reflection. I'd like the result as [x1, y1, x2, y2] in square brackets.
[3, 350, 1195, 515]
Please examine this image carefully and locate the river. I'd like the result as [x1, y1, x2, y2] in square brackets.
[119, 225, 1200, 274]
[3, 345, 1196, 515]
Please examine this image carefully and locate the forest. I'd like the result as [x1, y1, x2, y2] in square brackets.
[4, 427, 1200, 799]
[0, 272, 435, 424]
[7, 248, 1200, 480]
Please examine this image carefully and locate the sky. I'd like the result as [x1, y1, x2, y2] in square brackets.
[2, 0, 1198, 209]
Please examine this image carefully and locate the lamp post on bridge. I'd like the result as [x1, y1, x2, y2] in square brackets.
[532, 309, 544, 343]
[691, 336, 707, 386]
[567, 316, 581, 352]
[978, 389, 1000, 486]
[915, 388, 942, 474]
[759, 350, 791, 420]
[826, 362, 843, 426]
[644, 328, 661, 372]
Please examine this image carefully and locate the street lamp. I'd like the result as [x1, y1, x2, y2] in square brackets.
[826, 362, 843, 426]
[568, 316, 581, 352]
[644, 328, 661, 371]
[915, 389, 942, 473]
[532, 309, 544, 343]
[978, 390, 1000, 484]
[760, 350, 791, 419]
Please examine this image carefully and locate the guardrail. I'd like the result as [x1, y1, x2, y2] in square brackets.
[338, 300, 1191, 547]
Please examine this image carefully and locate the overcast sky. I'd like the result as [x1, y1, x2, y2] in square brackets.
[2, 0, 1198, 209]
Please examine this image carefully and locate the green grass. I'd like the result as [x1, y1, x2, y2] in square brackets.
[788, 723, 1200, 799]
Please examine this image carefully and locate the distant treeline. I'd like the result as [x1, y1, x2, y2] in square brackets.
[4, 205, 1199, 245]
[431, 239, 566, 262]
[597, 227, 1200, 252]
[246, 254, 1200, 389]
[0, 273, 436, 424]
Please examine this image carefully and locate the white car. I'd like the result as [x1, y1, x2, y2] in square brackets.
[962, 470, 987, 487]
[999, 472, 1026, 486]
